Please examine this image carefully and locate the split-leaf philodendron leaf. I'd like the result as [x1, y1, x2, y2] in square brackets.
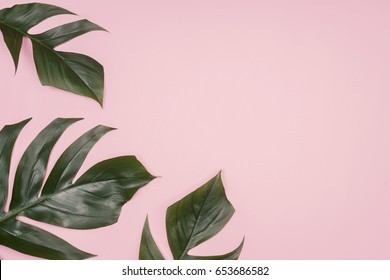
[0, 118, 155, 259]
[139, 173, 244, 260]
[0, 3, 106, 106]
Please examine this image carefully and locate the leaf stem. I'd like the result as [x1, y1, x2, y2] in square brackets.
[0, 195, 48, 223]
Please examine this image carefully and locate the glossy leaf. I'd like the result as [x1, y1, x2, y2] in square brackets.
[9, 118, 82, 211]
[0, 118, 155, 259]
[0, 3, 106, 105]
[140, 173, 244, 260]
[0, 219, 93, 260]
[0, 119, 30, 214]
[139, 216, 165, 260]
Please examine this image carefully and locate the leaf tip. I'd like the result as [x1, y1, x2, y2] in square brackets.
[22, 117, 33, 125]
[96, 89, 105, 108]
[19, 118, 32, 127]
[11, 52, 21, 75]
[55, 117, 84, 124]
[97, 124, 117, 132]
[4, 118, 32, 129]
[238, 236, 245, 251]
[212, 170, 223, 185]
[82, 252, 98, 260]
[97, 25, 109, 33]
[229, 237, 245, 260]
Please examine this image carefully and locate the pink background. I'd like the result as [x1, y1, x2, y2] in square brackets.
[1, 0, 390, 259]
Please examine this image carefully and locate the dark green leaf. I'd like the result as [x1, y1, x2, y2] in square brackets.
[166, 172, 237, 259]
[139, 172, 244, 260]
[0, 3, 74, 33]
[9, 118, 81, 211]
[0, 3, 74, 69]
[33, 19, 106, 49]
[0, 119, 31, 213]
[0, 24, 22, 71]
[42, 125, 115, 195]
[0, 118, 155, 259]
[0, 3, 105, 105]
[32, 46, 104, 105]
[24, 156, 155, 229]
[0, 219, 93, 260]
[139, 216, 165, 260]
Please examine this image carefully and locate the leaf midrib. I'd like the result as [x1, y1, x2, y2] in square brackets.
[177, 182, 215, 259]
[0, 20, 96, 98]
[0, 176, 142, 224]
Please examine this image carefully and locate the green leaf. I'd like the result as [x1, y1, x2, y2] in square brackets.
[24, 156, 155, 229]
[0, 24, 22, 71]
[33, 20, 105, 49]
[0, 118, 155, 259]
[139, 216, 165, 260]
[0, 219, 93, 260]
[42, 125, 115, 195]
[139, 172, 244, 260]
[0, 3, 106, 106]
[9, 118, 82, 211]
[0, 119, 31, 213]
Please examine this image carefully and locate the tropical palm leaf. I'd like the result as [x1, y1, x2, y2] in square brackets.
[139, 172, 244, 260]
[0, 3, 106, 106]
[0, 118, 155, 259]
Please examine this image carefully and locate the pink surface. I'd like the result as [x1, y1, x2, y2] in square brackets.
[1, 0, 390, 259]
